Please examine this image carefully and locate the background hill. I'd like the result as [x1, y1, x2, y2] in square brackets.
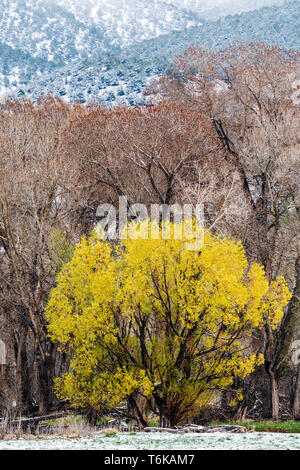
[0, 0, 298, 103]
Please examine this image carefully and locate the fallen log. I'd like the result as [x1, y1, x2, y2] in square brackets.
[143, 425, 247, 434]
[144, 427, 190, 433]
[205, 425, 247, 433]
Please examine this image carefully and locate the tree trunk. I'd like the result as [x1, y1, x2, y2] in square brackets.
[235, 403, 248, 422]
[264, 323, 280, 420]
[159, 407, 178, 428]
[87, 407, 98, 426]
[37, 343, 57, 414]
[128, 395, 147, 429]
[37, 361, 53, 414]
[293, 363, 300, 418]
[0, 364, 8, 394]
[159, 412, 172, 429]
[291, 253, 300, 417]
[270, 371, 279, 420]
[15, 330, 30, 413]
[0, 364, 9, 415]
[274, 251, 300, 418]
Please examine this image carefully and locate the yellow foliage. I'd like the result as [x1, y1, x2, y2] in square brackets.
[46, 220, 291, 423]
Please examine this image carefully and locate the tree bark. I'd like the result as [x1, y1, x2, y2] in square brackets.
[0, 364, 9, 415]
[262, 252, 300, 419]
[291, 253, 300, 417]
[293, 363, 300, 418]
[128, 395, 147, 429]
[270, 371, 280, 420]
[86, 407, 98, 426]
[264, 322, 280, 420]
[15, 329, 30, 413]
[36, 342, 57, 414]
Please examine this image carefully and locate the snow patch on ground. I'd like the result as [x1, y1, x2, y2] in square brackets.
[1, 432, 300, 450]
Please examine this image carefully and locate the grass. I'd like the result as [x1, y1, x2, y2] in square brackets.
[102, 428, 118, 437]
[43, 414, 83, 426]
[0, 414, 97, 441]
[210, 420, 300, 433]
[147, 419, 159, 428]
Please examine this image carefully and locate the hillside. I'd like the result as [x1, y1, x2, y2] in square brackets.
[0, 0, 299, 103]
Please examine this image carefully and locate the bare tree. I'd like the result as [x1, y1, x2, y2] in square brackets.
[0, 98, 76, 414]
[150, 42, 300, 418]
[63, 100, 242, 233]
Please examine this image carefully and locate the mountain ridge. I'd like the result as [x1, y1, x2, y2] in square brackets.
[0, 0, 299, 103]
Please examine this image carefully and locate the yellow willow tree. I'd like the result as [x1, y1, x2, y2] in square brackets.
[46, 221, 291, 427]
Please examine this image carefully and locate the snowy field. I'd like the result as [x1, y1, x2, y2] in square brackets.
[1, 432, 300, 450]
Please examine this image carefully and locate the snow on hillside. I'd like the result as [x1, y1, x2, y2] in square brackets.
[0, 0, 298, 104]
[50, 0, 203, 47]
[167, 0, 286, 19]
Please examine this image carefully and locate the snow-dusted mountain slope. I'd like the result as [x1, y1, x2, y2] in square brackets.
[0, 0, 203, 95]
[167, 0, 286, 19]
[57, 0, 286, 30]
[56, 0, 285, 45]
[0, 0, 286, 63]
[0, 0, 118, 65]
[1, 0, 202, 58]
[0, 0, 299, 104]
[55, 0, 202, 46]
